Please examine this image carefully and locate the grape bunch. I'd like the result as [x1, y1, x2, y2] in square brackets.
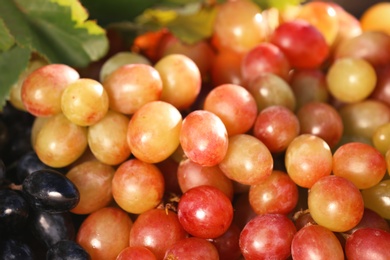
[2, 0, 390, 259]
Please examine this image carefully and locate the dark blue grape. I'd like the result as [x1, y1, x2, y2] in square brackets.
[14, 151, 51, 184]
[0, 189, 29, 235]
[28, 209, 75, 248]
[46, 240, 90, 260]
[0, 238, 34, 260]
[22, 169, 80, 213]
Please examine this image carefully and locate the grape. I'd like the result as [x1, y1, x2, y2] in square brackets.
[29, 209, 75, 248]
[46, 240, 90, 260]
[87, 110, 131, 166]
[34, 113, 88, 168]
[99, 51, 151, 82]
[21, 64, 80, 117]
[285, 134, 333, 188]
[296, 101, 343, 149]
[203, 83, 257, 136]
[0, 189, 29, 235]
[239, 213, 296, 260]
[154, 54, 201, 110]
[296, 1, 339, 46]
[129, 208, 187, 259]
[155, 157, 181, 195]
[241, 43, 291, 84]
[370, 64, 390, 107]
[116, 246, 157, 260]
[207, 223, 242, 260]
[326, 57, 377, 103]
[361, 179, 390, 220]
[0, 239, 34, 260]
[177, 185, 233, 239]
[334, 31, 390, 67]
[177, 158, 234, 200]
[253, 105, 300, 153]
[76, 207, 133, 260]
[232, 192, 257, 230]
[308, 175, 364, 232]
[164, 237, 219, 260]
[102, 63, 163, 115]
[111, 159, 165, 214]
[213, 0, 267, 53]
[66, 160, 115, 215]
[14, 150, 51, 184]
[346, 208, 390, 234]
[270, 19, 329, 69]
[246, 72, 296, 111]
[345, 228, 390, 260]
[249, 170, 299, 215]
[219, 134, 273, 185]
[339, 99, 390, 140]
[61, 78, 109, 126]
[211, 50, 244, 87]
[22, 169, 80, 213]
[360, 2, 390, 37]
[180, 110, 228, 167]
[127, 101, 182, 164]
[332, 142, 386, 189]
[291, 224, 344, 260]
[157, 33, 216, 79]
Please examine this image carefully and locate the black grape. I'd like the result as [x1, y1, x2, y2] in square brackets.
[0, 189, 29, 235]
[0, 238, 34, 260]
[46, 240, 91, 260]
[14, 150, 52, 184]
[22, 169, 80, 213]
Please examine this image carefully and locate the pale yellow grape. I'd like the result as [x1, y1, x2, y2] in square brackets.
[326, 58, 376, 103]
[99, 51, 151, 82]
[88, 110, 131, 166]
[34, 113, 88, 168]
[31, 116, 50, 149]
[127, 101, 182, 164]
[61, 78, 109, 126]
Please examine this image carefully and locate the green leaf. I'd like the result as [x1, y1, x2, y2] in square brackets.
[0, 0, 108, 68]
[0, 45, 31, 110]
[253, 0, 304, 10]
[0, 18, 14, 52]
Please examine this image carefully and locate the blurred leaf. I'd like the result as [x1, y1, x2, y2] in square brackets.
[80, 0, 158, 26]
[0, 19, 14, 52]
[0, 46, 30, 110]
[254, 0, 305, 10]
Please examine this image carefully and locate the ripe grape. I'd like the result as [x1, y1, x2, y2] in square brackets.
[296, 101, 343, 148]
[207, 223, 242, 260]
[129, 209, 187, 259]
[163, 237, 219, 260]
[21, 64, 80, 117]
[87, 110, 131, 166]
[76, 207, 133, 260]
[333, 142, 386, 189]
[0, 239, 34, 260]
[154, 54, 201, 110]
[213, 0, 266, 53]
[66, 160, 115, 215]
[270, 20, 329, 69]
[219, 134, 273, 185]
[180, 110, 228, 167]
[249, 170, 299, 215]
[285, 134, 333, 188]
[177, 158, 234, 200]
[253, 105, 300, 153]
[61, 78, 109, 126]
[326, 57, 377, 103]
[246, 72, 296, 111]
[345, 228, 390, 260]
[116, 246, 156, 260]
[211, 50, 244, 87]
[291, 224, 344, 260]
[127, 101, 182, 164]
[241, 43, 291, 84]
[370, 64, 390, 107]
[308, 175, 364, 232]
[0, 189, 29, 235]
[102, 63, 163, 115]
[34, 113, 88, 168]
[239, 213, 296, 260]
[46, 240, 90, 260]
[177, 185, 233, 239]
[111, 159, 165, 214]
[346, 208, 390, 234]
[360, 2, 390, 36]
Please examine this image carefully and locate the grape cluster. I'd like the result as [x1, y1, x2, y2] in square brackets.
[2, 0, 390, 259]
